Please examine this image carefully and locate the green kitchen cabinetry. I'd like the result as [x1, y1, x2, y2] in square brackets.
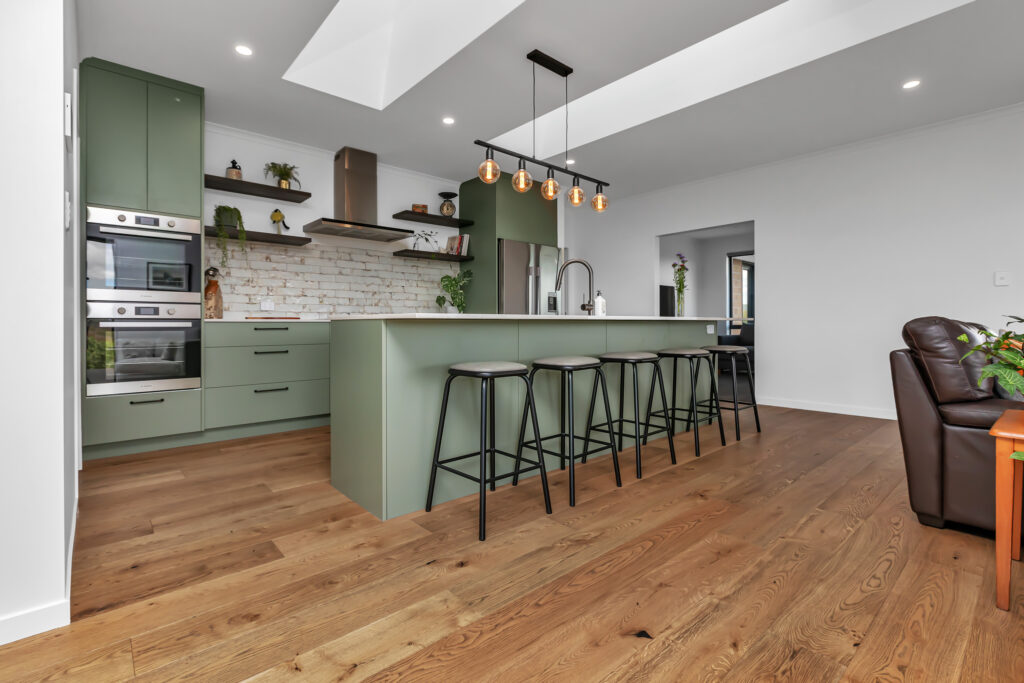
[205, 379, 330, 429]
[457, 178, 558, 313]
[204, 322, 329, 347]
[80, 58, 203, 217]
[205, 344, 330, 388]
[146, 83, 203, 216]
[82, 389, 202, 447]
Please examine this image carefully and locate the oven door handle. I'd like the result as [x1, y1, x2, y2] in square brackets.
[98, 226, 194, 241]
[98, 321, 195, 328]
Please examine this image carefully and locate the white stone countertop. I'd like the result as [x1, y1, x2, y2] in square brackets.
[330, 314, 751, 322]
[204, 318, 328, 323]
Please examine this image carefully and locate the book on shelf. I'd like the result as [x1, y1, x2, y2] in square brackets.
[444, 234, 470, 256]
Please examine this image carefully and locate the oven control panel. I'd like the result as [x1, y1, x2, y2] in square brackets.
[87, 302, 201, 320]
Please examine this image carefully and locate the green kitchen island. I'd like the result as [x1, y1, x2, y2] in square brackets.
[330, 314, 729, 519]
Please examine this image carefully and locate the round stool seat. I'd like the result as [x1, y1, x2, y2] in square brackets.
[599, 350, 658, 363]
[658, 348, 711, 358]
[449, 361, 529, 378]
[531, 355, 602, 371]
[703, 345, 749, 354]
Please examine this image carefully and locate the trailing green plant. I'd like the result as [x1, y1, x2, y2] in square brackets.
[213, 204, 245, 268]
[436, 269, 473, 313]
[264, 162, 300, 187]
[959, 316, 1024, 459]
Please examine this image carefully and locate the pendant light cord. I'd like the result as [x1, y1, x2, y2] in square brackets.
[532, 62, 536, 159]
[564, 76, 569, 166]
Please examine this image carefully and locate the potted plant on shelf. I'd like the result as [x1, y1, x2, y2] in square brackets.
[436, 270, 473, 313]
[672, 253, 688, 316]
[264, 162, 300, 189]
[213, 204, 245, 268]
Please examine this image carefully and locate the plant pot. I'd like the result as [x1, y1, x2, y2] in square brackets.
[277, 179, 290, 189]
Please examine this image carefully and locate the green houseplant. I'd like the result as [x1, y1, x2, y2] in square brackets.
[672, 253, 688, 316]
[213, 205, 245, 268]
[436, 270, 473, 313]
[959, 316, 1024, 458]
[264, 162, 300, 189]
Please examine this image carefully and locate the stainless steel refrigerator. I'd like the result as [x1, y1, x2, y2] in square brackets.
[497, 239, 568, 315]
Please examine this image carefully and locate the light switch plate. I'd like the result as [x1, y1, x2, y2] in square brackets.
[706, 324, 715, 335]
[994, 271, 1011, 287]
[260, 299, 275, 311]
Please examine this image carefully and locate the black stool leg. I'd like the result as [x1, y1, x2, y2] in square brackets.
[489, 378, 496, 491]
[426, 374, 455, 511]
[653, 362, 677, 465]
[641, 362, 657, 446]
[746, 360, 761, 433]
[567, 370, 577, 507]
[581, 371, 599, 463]
[706, 356, 726, 446]
[559, 371, 567, 470]
[617, 363, 626, 452]
[677, 358, 692, 434]
[688, 357, 701, 458]
[521, 375, 553, 514]
[478, 378, 488, 541]
[730, 354, 741, 441]
[598, 368, 623, 487]
[513, 367, 540, 485]
[632, 363, 643, 478]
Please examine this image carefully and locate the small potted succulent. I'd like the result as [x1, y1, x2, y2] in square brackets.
[436, 270, 473, 314]
[264, 162, 300, 189]
[213, 205, 245, 268]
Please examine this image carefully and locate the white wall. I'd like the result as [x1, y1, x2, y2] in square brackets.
[694, 231, 754, 318]
[0, 0, 72, 644]
[566, 105, 1024, 419]
[657, 232, 698, 315]
[204, 123, 463, 252]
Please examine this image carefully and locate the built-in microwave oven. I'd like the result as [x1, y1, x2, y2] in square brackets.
[85, 206, 202, 303]
[85, 302, 202, 396]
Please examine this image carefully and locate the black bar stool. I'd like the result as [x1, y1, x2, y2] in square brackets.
[514, 356, 621, 507]
[703, 345, 761, 440]
[584, 351, 676, 478]
[426, 361, 552, 541]
[644, 348, 726, 458]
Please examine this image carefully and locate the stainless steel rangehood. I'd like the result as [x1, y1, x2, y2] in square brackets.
[303, 147, 414, 242]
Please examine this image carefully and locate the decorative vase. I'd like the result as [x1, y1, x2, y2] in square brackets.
[226, 159, 242, 180]
[439, 192, 457, 217]
[204, 267, 223, 319]
[676, 291, 684, 317]
[277, 178, 290, 189]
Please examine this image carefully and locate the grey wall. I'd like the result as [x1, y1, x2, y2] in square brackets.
[658, 224, 754, 317]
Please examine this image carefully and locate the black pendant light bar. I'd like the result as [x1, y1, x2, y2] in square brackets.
[526, 49, 573, 78]
[473, 139, 610, 188]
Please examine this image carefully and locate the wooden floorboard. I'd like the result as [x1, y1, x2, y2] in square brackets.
[2, 411, 1022, 681]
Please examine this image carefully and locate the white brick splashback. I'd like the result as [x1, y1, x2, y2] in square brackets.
[208, 239, 458, 318]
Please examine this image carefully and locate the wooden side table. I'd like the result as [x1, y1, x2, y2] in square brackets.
[991, 409, 1024, 610]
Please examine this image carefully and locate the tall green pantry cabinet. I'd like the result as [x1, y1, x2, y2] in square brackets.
[80, 59, 203, 217]
[80, 59, 205, 453]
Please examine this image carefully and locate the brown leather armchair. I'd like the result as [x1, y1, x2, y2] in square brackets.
[891, 316, 1021, 531]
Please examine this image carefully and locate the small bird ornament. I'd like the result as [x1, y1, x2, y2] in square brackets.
[270, 208, 291, 234]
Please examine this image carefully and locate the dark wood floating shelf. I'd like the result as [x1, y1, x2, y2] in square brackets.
[393, 249, 473, 263]
[392, 210, 473, 229]
[204, 225, 312, 247]
[204, 174, 312, 203]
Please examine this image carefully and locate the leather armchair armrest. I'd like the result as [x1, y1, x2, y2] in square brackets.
[891, 349, 944, 522]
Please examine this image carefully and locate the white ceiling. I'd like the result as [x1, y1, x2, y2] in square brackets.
[77, 0, 1024, 198]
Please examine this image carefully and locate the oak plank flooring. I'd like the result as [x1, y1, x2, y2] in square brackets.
[3, 412, 1024, 680]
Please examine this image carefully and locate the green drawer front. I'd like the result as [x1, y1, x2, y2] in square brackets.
[204, 379, 329, 429]
[205, 344, 329, 388]
[82, 389, 201, 446]
[204, 323, 329, 347]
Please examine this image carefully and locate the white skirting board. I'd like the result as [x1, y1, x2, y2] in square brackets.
[0, 599, 70, 647]
[758, 396, 897, 421]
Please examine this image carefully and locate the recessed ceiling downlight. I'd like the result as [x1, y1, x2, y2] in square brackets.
[235, 45, 253, 57]
[566, 158, 576, 165]
[442, 116, 455, 125]
[902, 79, 921, 90]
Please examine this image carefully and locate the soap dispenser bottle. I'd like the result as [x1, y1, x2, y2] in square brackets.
[594, 290, 607, 317]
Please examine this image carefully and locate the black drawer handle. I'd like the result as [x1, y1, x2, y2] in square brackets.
[253, 327, 289, 331]
[253, 349, 289, 355]
[254, 387, 289, 394]
[129, 398, 165, 405]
